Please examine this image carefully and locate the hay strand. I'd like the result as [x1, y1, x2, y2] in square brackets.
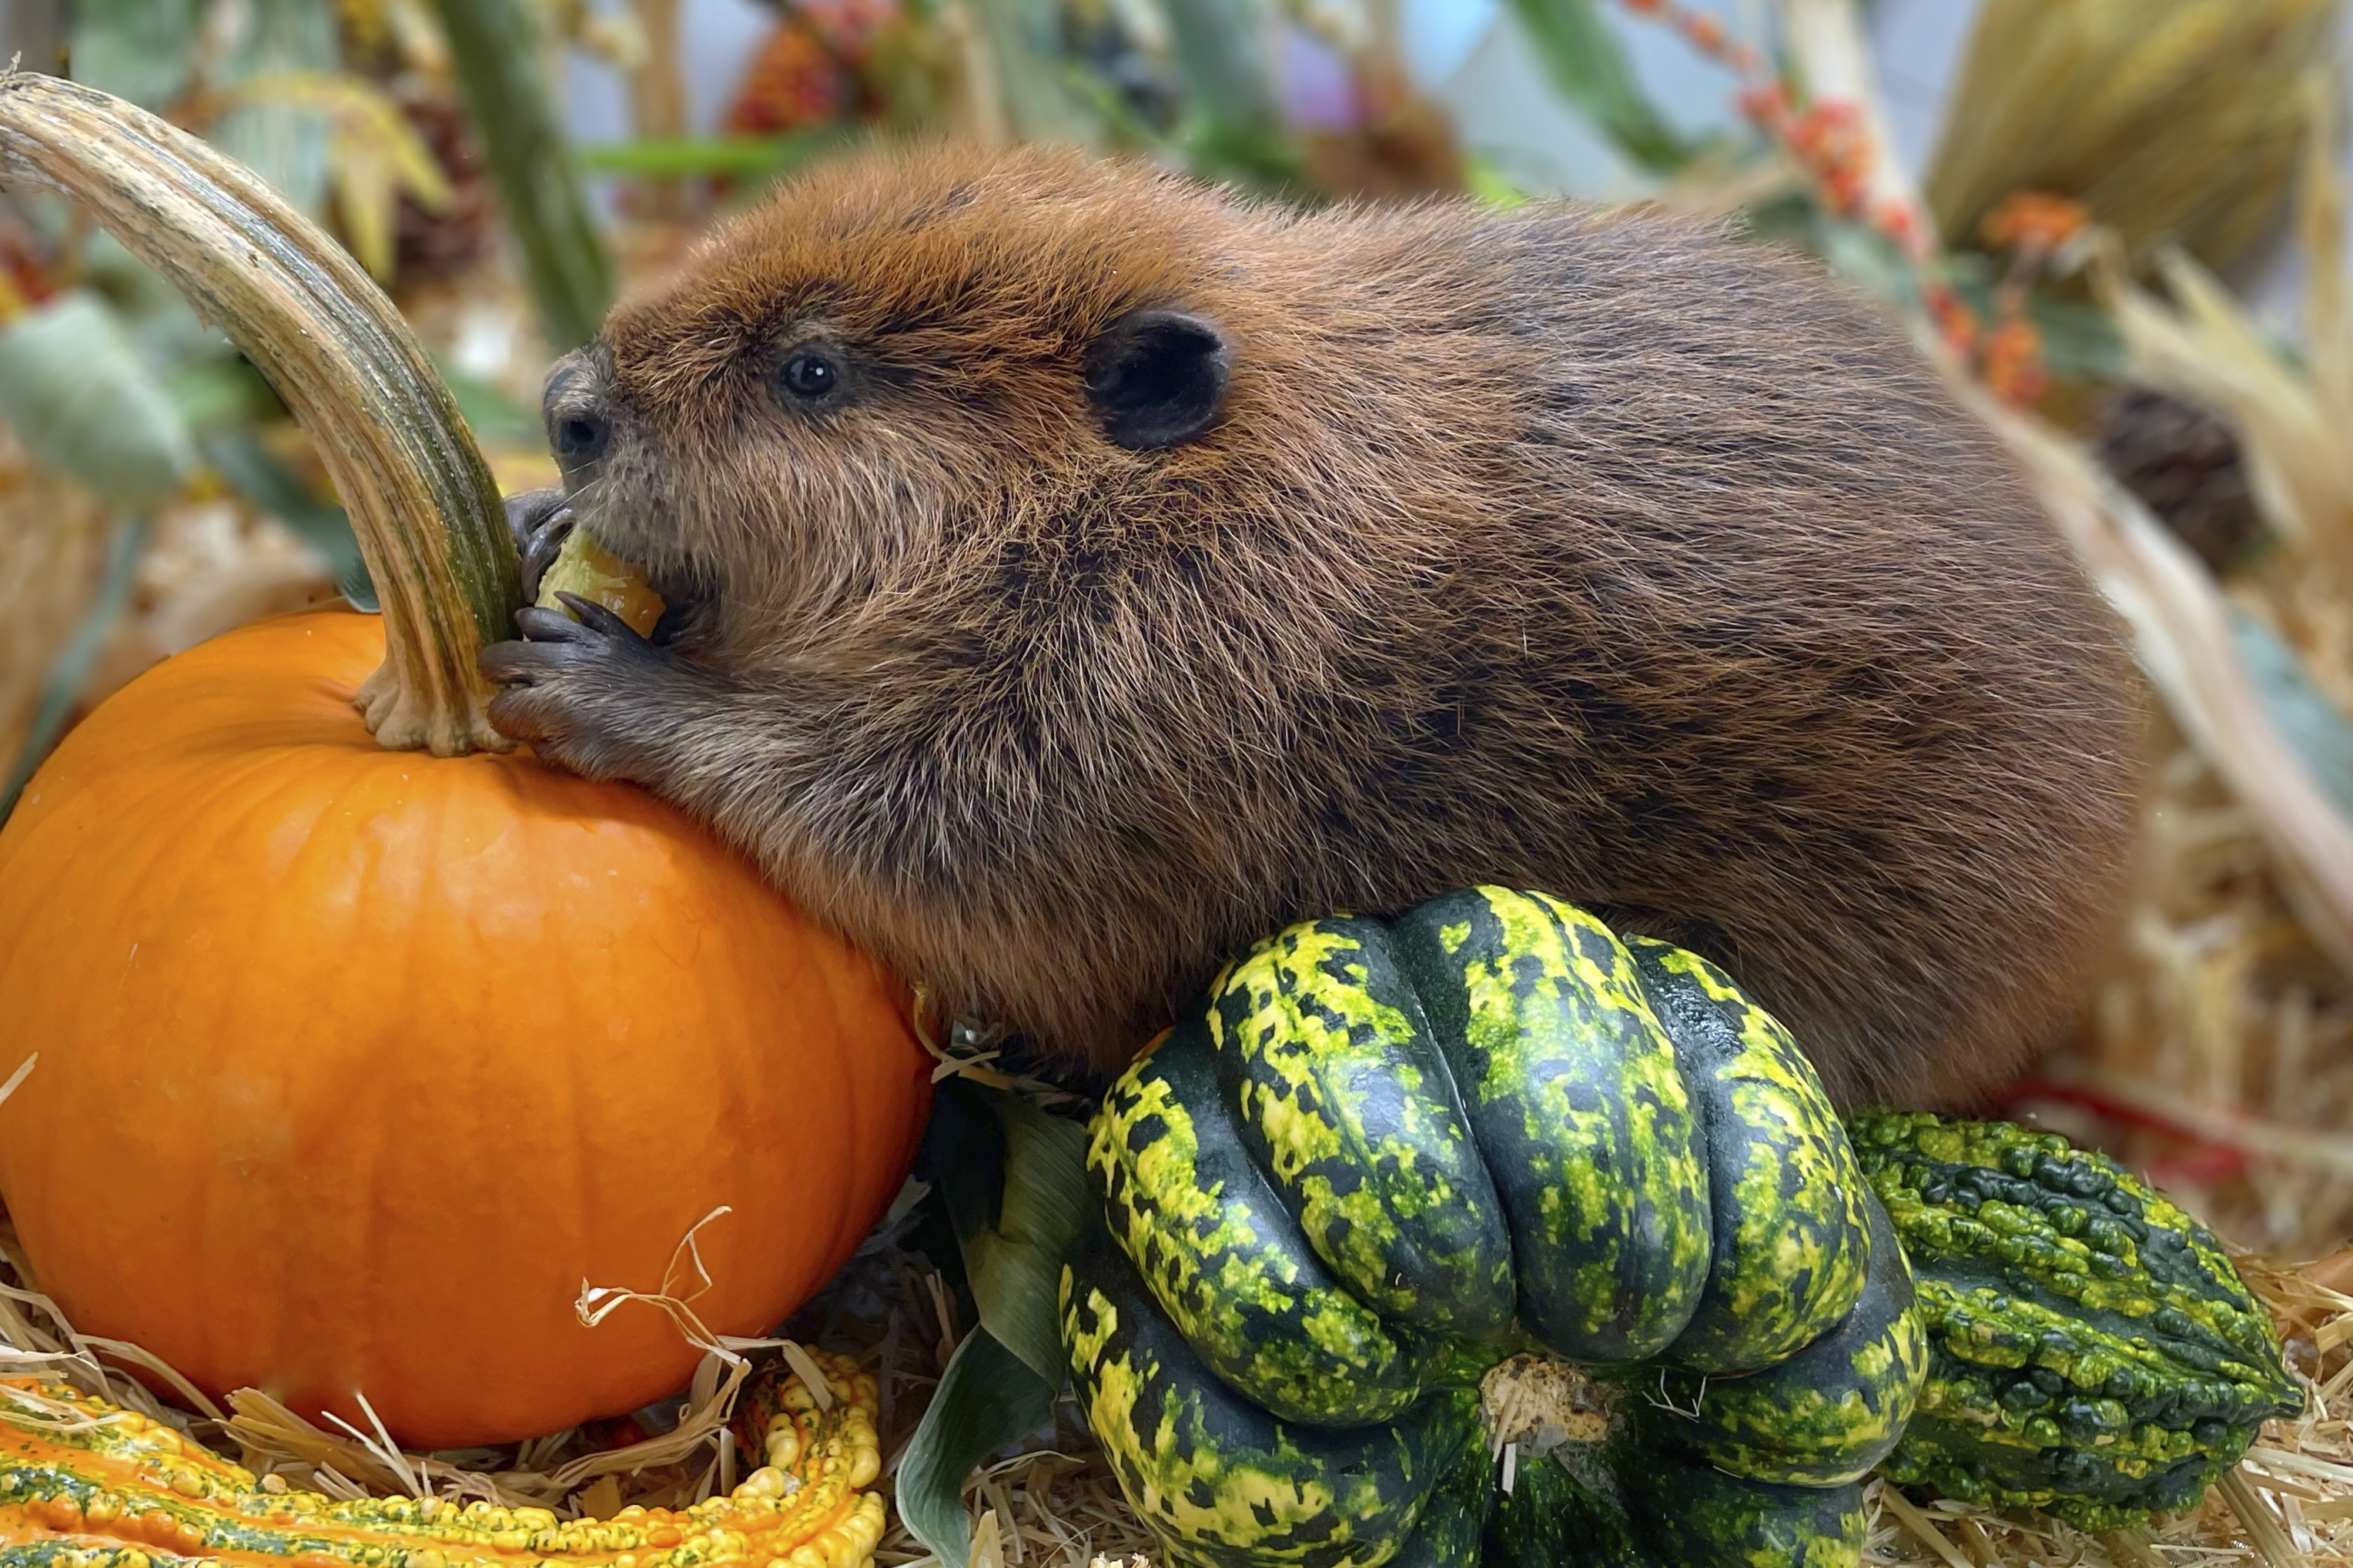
[2219, 1466, 2307, 1568]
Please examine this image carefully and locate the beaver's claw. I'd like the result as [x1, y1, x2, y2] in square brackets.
[479, 594, 711, 781]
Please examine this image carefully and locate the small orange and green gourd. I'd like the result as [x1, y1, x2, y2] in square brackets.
[0, 1356, 884, 1568]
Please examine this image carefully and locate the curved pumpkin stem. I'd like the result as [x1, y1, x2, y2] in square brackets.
[0, 72, 520, 755]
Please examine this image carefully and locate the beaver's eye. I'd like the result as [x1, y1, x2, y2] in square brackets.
[778, 351, 839, 401]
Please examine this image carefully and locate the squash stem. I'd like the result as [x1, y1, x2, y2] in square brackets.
[0, 72, 520, 755]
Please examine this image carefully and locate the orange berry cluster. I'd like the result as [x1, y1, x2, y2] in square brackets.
[724, 0, 903, 137]
[1967, 191, 2093, 406]
[1980, 190, 2092, 256]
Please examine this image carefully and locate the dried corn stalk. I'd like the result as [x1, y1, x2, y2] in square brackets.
[1926, 0, 2339, 268]
[0, 439, 107, 768]
[1775, 0, 2353, 994]
[2095, 78, 2353, 613]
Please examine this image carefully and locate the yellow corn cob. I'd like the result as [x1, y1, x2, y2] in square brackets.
[0, 1354, 885, 1568]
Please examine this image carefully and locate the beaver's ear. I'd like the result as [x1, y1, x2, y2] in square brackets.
[1083, 309, 1229, 450]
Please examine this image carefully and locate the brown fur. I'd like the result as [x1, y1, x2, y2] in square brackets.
[480, 142, 2142, 1108]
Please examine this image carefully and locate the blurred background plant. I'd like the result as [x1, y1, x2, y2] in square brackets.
[10, 2, 2353, 1556]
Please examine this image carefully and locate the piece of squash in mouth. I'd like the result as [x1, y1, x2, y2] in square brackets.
[537, 526, 667, 637]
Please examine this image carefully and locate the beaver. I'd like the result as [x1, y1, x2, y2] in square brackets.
[478, 142, 2140, 1109]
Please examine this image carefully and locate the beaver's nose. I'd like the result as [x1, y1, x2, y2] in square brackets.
[551, 405, 608, 469]
[543, 347, 613, 481]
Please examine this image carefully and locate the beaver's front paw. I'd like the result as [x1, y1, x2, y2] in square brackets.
[479, 595, 708, 781]
[504, 487, 575, 601]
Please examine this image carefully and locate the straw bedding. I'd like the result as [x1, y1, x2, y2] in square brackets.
[5, 1203, 2353, 1566]
[4, 1002, 2352, 1568]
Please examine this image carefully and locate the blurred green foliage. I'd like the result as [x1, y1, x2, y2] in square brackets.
[1508, 0, 1696, 174]
[427, 0, 613, 351]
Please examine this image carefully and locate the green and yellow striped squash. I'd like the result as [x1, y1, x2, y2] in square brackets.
[1066, 887, 1921, 1568]
[1856, 1112, 2304, 1530]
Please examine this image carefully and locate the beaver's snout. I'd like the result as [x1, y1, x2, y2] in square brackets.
[543, 344, 618, 488]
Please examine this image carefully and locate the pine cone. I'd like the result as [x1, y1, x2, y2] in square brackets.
[2095, 386, 2264, 573]
[392, 76, 499, 286]
[728, 21, 852, 135]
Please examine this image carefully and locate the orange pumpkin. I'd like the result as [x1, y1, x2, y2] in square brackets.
[0, 609, 931, 1447]
[0, 79, 933, 1448]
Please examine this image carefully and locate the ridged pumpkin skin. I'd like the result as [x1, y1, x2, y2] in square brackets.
[1857, 1112, 2303, 1530]
[1062, 1227, 1487, 1568]
[1067, 888, 1920, 1568]
[0, 610, 932, 1449]
[1388, 893, 1712, 1365]
[1483, 1423, 1871, 1568]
